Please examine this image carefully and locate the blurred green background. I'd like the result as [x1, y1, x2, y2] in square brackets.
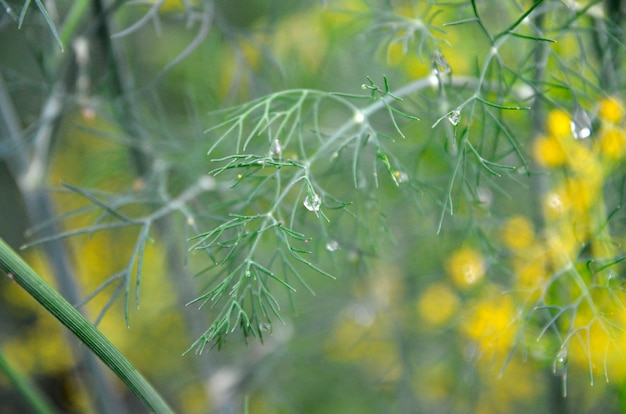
[1, 0, 626, 413]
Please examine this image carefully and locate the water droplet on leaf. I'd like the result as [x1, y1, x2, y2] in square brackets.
[393, 170, 408, 184]
[354, 111, 365, 123]
[553, 348, 568, 376]
[447, 108, 461, 126]
[270, 139, 282, 158]
[304, 192, 321, 212]
[432, 50, 451, 76]
[326, 240, 339, 251]
[570, 108, 591, 139]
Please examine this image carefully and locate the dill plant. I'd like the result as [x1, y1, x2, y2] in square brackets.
[0, 0, 625, 412]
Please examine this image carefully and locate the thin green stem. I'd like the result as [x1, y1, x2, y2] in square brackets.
[0, 237, 175, 414]
[59, 0, 91, 47]
[0, 351, 60, 414]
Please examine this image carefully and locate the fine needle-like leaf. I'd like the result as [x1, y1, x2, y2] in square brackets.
[19, 0, 63, 50]
[495, 0, 545, 41]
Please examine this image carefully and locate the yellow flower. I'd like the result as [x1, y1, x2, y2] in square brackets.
[565, 143, 601, 181]
[501, 216, 535, 250]
[446, 246, 486, 289]
[543, 228, 578, 271]
[417, 283, 460, 326]
[461, 290, 517, 354]
[542, 188, 569, 220]
[513, 257, 547, 292]
[568, 301, 626, 382]
[546, 109, 572, 139]
[598, 127, 626, 160]
[598, 97, 624, 124]
[532, 135, 567, 168]
[565, 176, 598, 216]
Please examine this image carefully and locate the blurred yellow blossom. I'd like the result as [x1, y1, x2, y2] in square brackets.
[501, 215, 535, 251]
[565, 177, 598, 217]
[532, 135, 567, 168]
[446, 246, 485, 289]
[598, 97, 624, 124]
[542, 189, 569, 220]
[417, 282, 459, 326]
[546, 109, 572, 139]
[3, 328, 74, 376]
[568, 299, 626, 382]
[565, 144, 601, 182]
[461, 290, 517, 356]
[598, 127, 626, 160]
[543, 228, 578, 271]
[512, 257, 547, 293]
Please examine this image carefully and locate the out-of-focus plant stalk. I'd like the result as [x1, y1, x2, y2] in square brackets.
[0, 351, 60, 414]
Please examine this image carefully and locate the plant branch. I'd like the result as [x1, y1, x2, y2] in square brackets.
[0, 237, 175, 414]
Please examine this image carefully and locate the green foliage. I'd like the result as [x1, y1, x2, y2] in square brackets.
[1, 0, 626, 412]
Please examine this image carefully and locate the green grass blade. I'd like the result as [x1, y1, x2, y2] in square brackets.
[0, 237, 175, 414]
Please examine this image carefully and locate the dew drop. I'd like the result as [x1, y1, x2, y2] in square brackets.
[447, 108, 461, 126]
[570, 108, 591, 139]
[393, 170, 408, 184]
[304, 192, 321, 212]
[477, 186, 492, 207]
[553, 348, 568, 376]
[270, 139, 282, 158]
[326, 240, 339, 252]
[354, 110, 366, 124]
[553, 347, 569, 396]
[432, 50, 451, 76]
